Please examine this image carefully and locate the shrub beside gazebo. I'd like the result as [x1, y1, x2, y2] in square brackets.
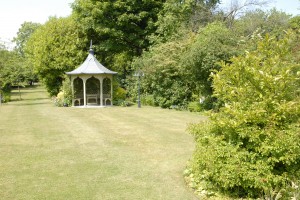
[66, 44, 117, 107]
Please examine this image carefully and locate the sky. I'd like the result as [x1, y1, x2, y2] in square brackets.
[0, 0, 73, 47]
[220, 0, 300, 15]
[0, 0, 299, 48]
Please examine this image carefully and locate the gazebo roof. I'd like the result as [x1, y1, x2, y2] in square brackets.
[66, 45, 117, 75]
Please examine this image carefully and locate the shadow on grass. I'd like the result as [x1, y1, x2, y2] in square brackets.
[13, 101, 50, 106]
[11, 91, 45, 95]
[8, 96, 51, 106]
[10, 97, 49, 102]
[11, 84, 39, 89]
[1, 100, 51, 107]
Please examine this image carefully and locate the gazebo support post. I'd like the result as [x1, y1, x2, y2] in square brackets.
[71, 77, 74, 106]
[100, 78, 103, 106]
[111, 77, 113, 106]
[83, 78, 87, 107]
[137, 75, 141, 108]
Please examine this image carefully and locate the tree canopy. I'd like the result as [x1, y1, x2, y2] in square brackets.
[25, 16, 86, 96]
[13, 22, 41, 57]
[154, 0, 220, 41]
[0, 46, 27, 101]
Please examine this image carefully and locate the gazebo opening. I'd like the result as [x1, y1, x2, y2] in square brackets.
[103, 77, 112, 106]
[86, 76, 100, 105]
[66, 41, 117, 107]
[74, 77, 83, 106]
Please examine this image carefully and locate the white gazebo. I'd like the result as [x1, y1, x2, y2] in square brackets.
[66, 43, 117, 107]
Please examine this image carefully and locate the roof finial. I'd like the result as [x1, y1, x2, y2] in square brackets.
[89, 39, 94, 55]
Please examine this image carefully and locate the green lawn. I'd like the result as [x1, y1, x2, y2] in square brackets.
[0, 86, 206, 200]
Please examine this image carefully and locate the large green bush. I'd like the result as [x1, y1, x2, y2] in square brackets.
[131, 34, 194, 109]
[113, 86, 128, 106]
[189, 32, 300, 198]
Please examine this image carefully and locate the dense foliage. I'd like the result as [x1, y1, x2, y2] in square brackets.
[0, 46, 29, 101]
[189, 32, 300, 198]
[132, 22, 238, 109]
[183, 22, 239, 96]
[13, 22, 41, 57]
[233, 9, 292, 38]
[131, 31, 192, 108]
[25, 16, 86, 96]
[154, 0, 220, 42]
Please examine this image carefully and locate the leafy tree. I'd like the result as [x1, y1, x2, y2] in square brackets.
[25, 16, 86, 96]
[183, 22, 239, 98]
[72, 0, 165, 80]
[154, 0, 220, 42]
[13, 22, 41, 56]
[12, 22, 41, 85]
[234, 9, 292, 37]
[0, 47, 12, 100]
[132, 32, 193, 108]
[289, 15, 300, 62]
[0, 46, 28, 101]
[222, 0, 270, 28]
[289, 15, 300, 30]
[189, 32, 300, 198]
